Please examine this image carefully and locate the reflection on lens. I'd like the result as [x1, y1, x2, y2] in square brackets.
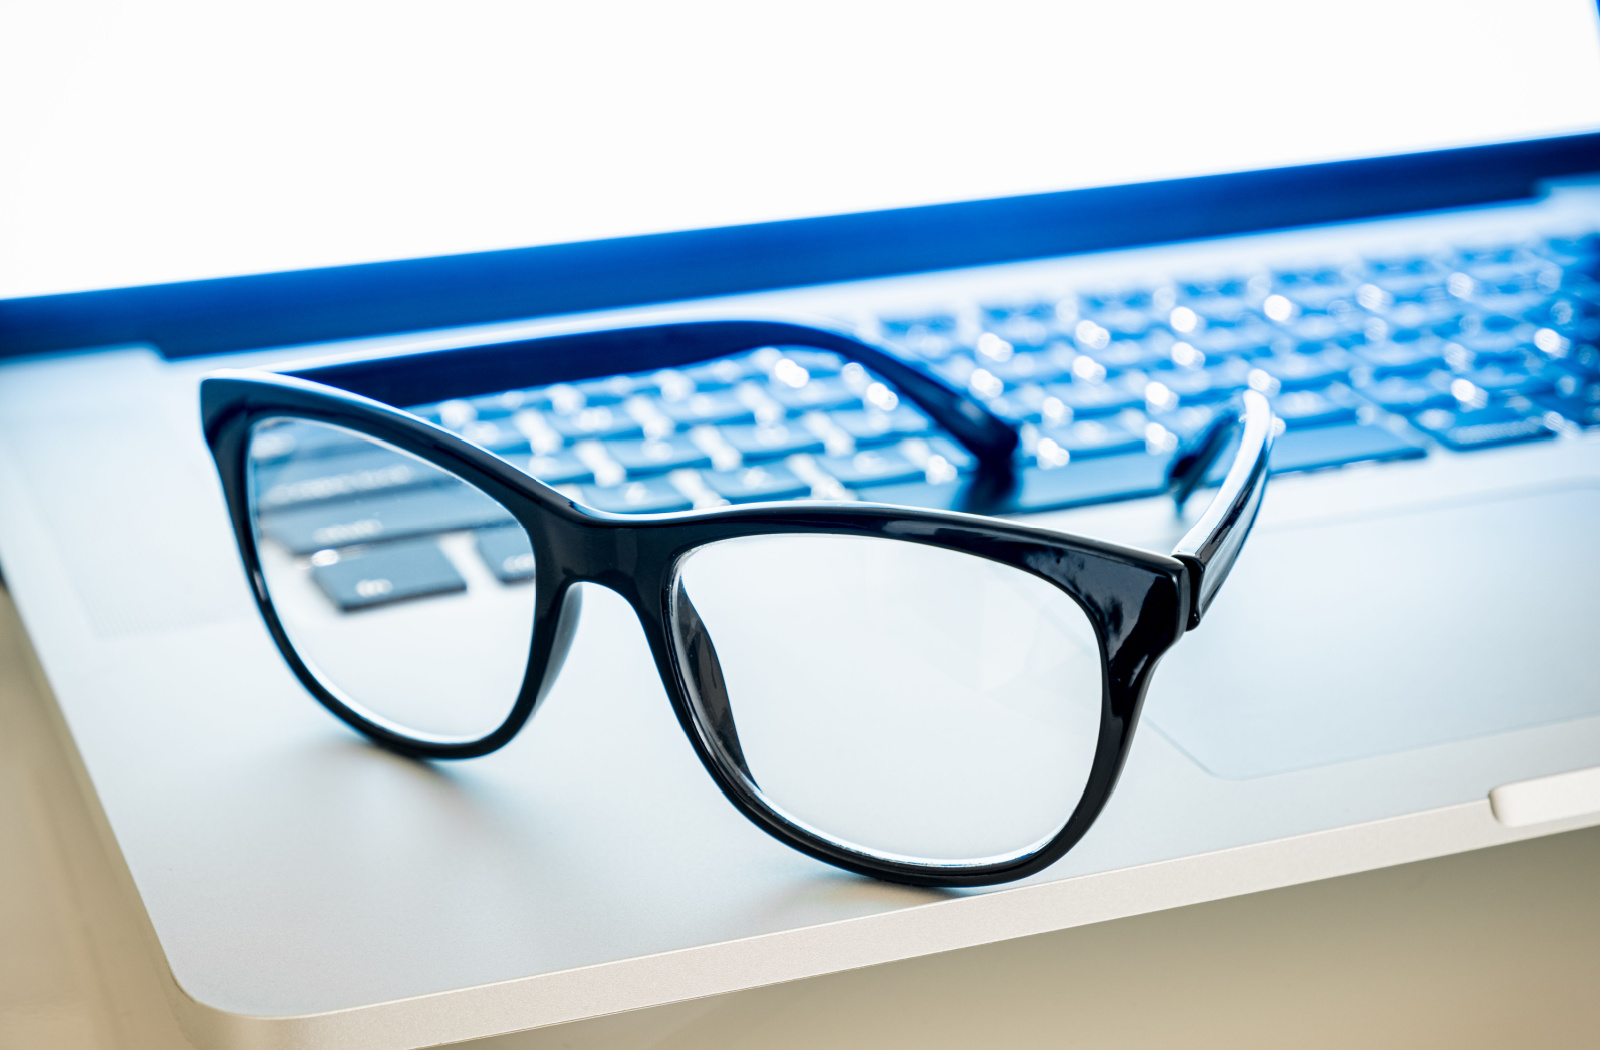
[247, 418, 536, 742]
[674, 533, 1103, 865]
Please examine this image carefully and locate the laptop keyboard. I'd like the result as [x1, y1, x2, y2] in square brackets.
[252, 233, 1600, 611]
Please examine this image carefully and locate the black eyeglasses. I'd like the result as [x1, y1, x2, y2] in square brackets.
[201, 319, 1272, 887]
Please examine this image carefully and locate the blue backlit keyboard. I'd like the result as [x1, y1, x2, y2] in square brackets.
[408, 233, 1600, 514]
[253, 233, 1600, 611]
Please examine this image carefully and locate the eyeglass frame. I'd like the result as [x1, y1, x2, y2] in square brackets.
[200, 318, 1273, 887]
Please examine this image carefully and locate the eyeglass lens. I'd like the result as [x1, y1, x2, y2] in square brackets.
[246, 418, 538, 743]
[674, 534, 1103, 866]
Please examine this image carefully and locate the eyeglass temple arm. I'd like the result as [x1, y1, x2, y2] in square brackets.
[1167, 390, 1275, 630]
[284, 318, 1019, 472]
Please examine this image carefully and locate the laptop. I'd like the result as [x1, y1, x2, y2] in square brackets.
[2, 3, 1598, 1047]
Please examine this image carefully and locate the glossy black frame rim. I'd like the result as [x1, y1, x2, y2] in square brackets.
[203, 374, 1194, 887]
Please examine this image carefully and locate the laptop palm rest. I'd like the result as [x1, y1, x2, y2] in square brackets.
[1145, 484, 1600, 779]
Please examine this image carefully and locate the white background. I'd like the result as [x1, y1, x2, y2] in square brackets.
[3, 0, 1599, 299]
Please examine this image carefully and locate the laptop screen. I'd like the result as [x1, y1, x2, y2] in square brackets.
[4, 0, 1600, 301]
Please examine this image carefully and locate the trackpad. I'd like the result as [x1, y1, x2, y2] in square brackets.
[1145, 486, 1600, 779]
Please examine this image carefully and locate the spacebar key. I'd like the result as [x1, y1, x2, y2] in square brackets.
[258, 485, 515, 554]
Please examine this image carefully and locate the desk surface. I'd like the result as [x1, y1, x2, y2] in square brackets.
[4, 582, 1600, 1050]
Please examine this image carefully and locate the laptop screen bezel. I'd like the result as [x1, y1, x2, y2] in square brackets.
[2, 131, 1598, 361]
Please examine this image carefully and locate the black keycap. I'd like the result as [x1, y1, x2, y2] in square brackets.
[828, 406, 933, 447]
[521, 451, 595, 486]
[1268, 422, 1427, 473]
[656, 390, 756, 427]
[1012, 453, 1171, 512]
[1353, 371, 1458, 412]
[579, 478, 693, 514]
[252, 446, 449, 512]
[1041, 418, 1146, 459]
[817, 448, 924, 487]
[605, 436, 713, 477]
[474, 526, 537, 583]
[1408, 404, 1557, 451]
[719, 422, 826, 462]
[309, 538, 467, 612]
[1270, 385, 1360, 429]
[546, 405, 644, 441]
[764, 376, 862, 413]
[258, 485, 515, 555]
[700, 464, 812, 503]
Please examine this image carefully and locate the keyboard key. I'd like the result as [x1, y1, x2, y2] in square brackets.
[917, 436, 978, 473]
[1532, 387, 1600, 427]
[656, 390, 756, 427]
[764, 376, 863, 413]
[579, 478, 693, 514]
[1012, 453, 1171, 512]
[828, 406, 933, 447]
[457, 419, 532, 455]
[258, 485, 516, 555]
[1083, 307, 1154, 341]
[774, 348, 846, 378]
[1087, 337, 1172, 372]
[719, 422, 826, 462]
[474, 525, 537, 583]
[520, 451, 595, 486]
[1268, 422, 1426, 473]
[681, 357, 755, 391]
[248, 419, 369, 464]
[1250, 346, 1354, 390]
[1456, 360, 1555, 397]
[546, 405, 644, 441]
[605, 436, 713, 477]
[252, 446, 449, 512]
[1354, 336, 1449, 376]
[310, 538, 467, 612]
[573, 375, 640, 405]
[700, 464, 812, 502]
[1408, 404, 1557, 451]
[986, 349, 1071, 384]
[1046, 375, 1147, 417]
[1353, 371, 1458, 412]
[1148, 358, 1252, 403]
[1187, 324, 1273, 357]
[467, 390, 534, 419]
[1270, 385, 1360, 429]
[1041, 417, 1146, 459]
[1450, 327, 1533, 364]
[817, 447, 925, 487]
